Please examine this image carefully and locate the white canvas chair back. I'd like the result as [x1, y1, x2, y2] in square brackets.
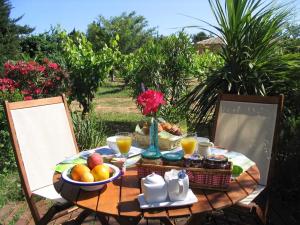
[213, 94, 283, 186]
[5, 96, 78, 200]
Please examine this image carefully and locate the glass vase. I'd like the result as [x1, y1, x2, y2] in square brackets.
[141, 117, 162, 159]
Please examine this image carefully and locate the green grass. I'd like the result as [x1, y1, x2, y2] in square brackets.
[0, 171, 24, 208]
[97, 81, 132, 98]
[97, 112, 143, 137]
[95, 98, 134, 107]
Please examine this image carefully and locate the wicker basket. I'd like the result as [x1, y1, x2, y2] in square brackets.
[137, 162, 232, 191]
[134, 132, 181, 151]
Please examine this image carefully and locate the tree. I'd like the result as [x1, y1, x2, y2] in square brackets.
[129, 31, 199, 122]
[60, 31, 118, 115]
[192, 31, 210, 44]
[20, 26, 67, 66]
[87, 11, 156, 54]
[281, 23, 300, 53]
[0, 0, 33, 67]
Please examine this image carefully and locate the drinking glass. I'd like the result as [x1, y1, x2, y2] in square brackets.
[181, 133, 198, 155]
[116, 132, 132, 158]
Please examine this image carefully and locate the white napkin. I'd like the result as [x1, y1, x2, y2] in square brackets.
[224, 151, 255, 172]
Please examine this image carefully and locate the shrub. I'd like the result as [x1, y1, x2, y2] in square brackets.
[3, 59, 69, 100]
[194, 50, 224, 81]
[72, 112, 106, 151]
[0, 90, 23, 172]
[180, 0, 291, 131]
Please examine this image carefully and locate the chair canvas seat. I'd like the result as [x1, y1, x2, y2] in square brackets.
[32, 184, 67, 204]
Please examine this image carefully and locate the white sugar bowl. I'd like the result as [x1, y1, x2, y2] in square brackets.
[141, 173, 168, 203]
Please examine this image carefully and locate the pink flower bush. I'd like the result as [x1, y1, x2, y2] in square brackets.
[0, 78, 15, 92]
[1, 59, 69, 100]
[137, 89, 166, 116]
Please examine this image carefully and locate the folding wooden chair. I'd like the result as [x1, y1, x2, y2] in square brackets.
[4, 95, 80, 224]
[212, 94, 284, 224]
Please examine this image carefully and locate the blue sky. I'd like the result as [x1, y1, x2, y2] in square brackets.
[10, 0, 300, 36]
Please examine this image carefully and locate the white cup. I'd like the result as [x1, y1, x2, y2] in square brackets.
[198, 141, 214, 157]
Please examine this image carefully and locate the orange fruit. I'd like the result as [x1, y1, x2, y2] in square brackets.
[80, 171, 94, 182]
[70, 164, 90, 181]
[91, 164, 110, 181]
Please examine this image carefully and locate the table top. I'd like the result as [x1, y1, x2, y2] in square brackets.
[53, 165, 259, 219]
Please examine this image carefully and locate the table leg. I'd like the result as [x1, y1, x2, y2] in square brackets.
[73, 209, 93, 224]
[96, 214, 109, 225]
[114, 216, 142, 225]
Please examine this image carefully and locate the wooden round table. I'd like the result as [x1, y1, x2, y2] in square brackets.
[53, 165, 259, 225]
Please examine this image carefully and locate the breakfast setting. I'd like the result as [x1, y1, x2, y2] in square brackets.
[54, 89, 254, 211]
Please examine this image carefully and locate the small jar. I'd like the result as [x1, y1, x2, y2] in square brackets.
[203, 155, 229, 169]
[184, 154, 203, 168]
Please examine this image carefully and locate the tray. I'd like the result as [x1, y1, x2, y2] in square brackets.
[137, 189, 198, 209]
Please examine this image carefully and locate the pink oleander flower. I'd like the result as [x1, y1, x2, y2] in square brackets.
[48, 62, 59, 70]
[137, 89, 166, 116]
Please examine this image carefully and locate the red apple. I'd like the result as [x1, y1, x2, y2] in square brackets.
[87, 153, 103, 170]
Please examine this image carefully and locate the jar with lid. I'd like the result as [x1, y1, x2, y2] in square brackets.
[203, 155, 230, 169]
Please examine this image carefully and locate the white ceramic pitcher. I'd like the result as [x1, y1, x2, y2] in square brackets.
[164, 169, 189, 201]
[198, 141, 214, 157]
[141, 173, 168, 203]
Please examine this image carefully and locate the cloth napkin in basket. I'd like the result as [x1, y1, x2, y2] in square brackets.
[224, 151, 255, 177]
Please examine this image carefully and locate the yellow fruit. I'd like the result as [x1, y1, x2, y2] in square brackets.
[70, 164, 90, 181]
[91, 164, 110, 181]
[80, 171, 95, 182]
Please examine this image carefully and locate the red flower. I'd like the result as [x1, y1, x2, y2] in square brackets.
[21, 90, 31, 95]
[34, 88, 42, 95]
[48, 63, 59, 70]
[0, 78, 15, 91]
[24, 96, 33, 101]
[137, 89, 166, 116]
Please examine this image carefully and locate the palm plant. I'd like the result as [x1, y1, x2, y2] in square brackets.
[180, 0, 291, 131]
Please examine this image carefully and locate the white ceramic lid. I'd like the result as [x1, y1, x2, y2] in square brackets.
[143, 173, 165, 185]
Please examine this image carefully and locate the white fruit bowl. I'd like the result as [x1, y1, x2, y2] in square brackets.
[61, 163, 121, 191]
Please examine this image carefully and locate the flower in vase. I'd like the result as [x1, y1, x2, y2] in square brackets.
[137, 89, 166, 116]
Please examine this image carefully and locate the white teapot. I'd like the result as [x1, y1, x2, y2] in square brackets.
[164, 169, 189, 201]
[141, 173, 168, 203]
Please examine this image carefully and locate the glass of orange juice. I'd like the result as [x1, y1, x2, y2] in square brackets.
[181, 133, 198, 155]
[116, 132, 132, 157]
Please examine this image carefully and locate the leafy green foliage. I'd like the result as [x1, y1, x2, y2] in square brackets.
[280, 23, 300, 53]
[194, 50, 224, 80]
[72, 112, 106, 151]
[129, 31, 199, 122]
[0, 90, 23, 173]
[180, 0, 291, 131]
[0, 0, 33, 69]
[60, 31, 116, 114]
[87, 11, 156, 54]
[19, 26, 67, 67]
